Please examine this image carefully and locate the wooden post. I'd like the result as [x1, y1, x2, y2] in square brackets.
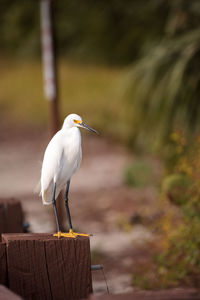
[0, 199, 24, 236]
[40, 0, 59, 134]
[40, 0, 65, 230]
[2, 233, 92, 300]
[0, 243, 7, 286]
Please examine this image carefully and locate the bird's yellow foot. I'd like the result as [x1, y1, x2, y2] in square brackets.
[53, 231, 62, 238]
[53, 231, 76, 238]
[68, 229, 90, 237]
[53, 229, 90, 238]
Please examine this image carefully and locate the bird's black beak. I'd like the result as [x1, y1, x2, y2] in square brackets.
[81, 122, 99, 134]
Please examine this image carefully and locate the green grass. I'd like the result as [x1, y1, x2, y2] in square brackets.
[0, 59, 128, 139]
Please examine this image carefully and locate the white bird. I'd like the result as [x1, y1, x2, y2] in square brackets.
[40, 113, 98, 238]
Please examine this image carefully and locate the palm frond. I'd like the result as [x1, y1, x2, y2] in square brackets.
[124, 28, 200, 149]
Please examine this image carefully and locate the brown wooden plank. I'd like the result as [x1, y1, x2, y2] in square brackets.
[0, 243, 7, 286]
[0, 204, 5, 235]
[89, 289, 200, 300]
[0, 199, 23, 235]
[2, 233, 92, 300]
[4, 199, 23, 233]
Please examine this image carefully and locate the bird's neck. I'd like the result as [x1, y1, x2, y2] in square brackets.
[62, 126, 81, 139]
[62, 127, 81, 152]
[62, 122, 71, 130]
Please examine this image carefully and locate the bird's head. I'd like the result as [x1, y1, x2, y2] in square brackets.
[62, 113, 98, 134]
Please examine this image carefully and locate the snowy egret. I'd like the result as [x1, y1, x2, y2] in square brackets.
[41, 113, 98, 238]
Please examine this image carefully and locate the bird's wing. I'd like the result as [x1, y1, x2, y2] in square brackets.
[73, 146, 82, 174]
[41, 132, 64, 203]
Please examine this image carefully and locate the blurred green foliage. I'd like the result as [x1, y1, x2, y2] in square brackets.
[0, 1, 40, 57]
[156, 218, 200, 287]
[162, 173, 191, 206]
[132, 132, 200, 289]
[0, 0, 168, 64]
[156, 132, 200, 287]
[125, 0, 200, 150]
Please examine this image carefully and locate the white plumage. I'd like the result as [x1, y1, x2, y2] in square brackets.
[41, 113, 83, 204]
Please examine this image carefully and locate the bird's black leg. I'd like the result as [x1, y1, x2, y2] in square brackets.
[52, 182, 60, 233]
[65, 180, 73, 230]
[63, 180, 89, 237]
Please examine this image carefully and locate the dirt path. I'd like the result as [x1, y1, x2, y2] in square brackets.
[0, 124, 159, 294]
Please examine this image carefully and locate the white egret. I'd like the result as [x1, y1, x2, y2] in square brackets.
[40, 113, 98, 238]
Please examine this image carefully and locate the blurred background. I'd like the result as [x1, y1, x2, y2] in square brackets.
[1, 0, 200, 294]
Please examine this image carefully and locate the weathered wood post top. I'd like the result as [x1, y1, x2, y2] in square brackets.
[1, 233, 92, 300]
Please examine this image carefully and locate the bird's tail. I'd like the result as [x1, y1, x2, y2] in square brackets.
[41, 190, 53, 205]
